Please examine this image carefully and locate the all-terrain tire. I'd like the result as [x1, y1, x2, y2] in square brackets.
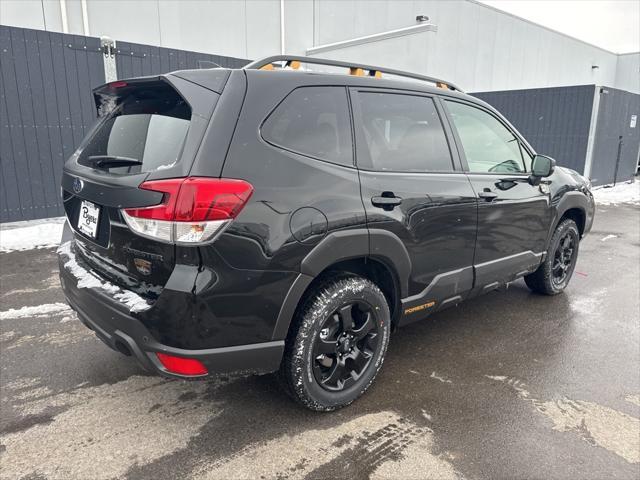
[525, 218, 580, 295]
[279, 275, 391, 411]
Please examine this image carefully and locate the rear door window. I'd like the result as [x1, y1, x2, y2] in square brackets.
[78, 83, 191, 173]
[352, 91, 454, 172]
[261, 86, 353, 166]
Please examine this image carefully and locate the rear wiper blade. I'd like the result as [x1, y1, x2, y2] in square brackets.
[88, 155, 142, 168]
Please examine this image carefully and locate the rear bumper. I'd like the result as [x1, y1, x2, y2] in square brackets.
[58, 242, 284, 379]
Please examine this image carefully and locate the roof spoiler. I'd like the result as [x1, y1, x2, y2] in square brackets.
[92, 76, 166, 113]
[244, 55, 463, 92]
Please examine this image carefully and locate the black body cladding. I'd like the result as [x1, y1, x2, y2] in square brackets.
[58, 60, 595, 382]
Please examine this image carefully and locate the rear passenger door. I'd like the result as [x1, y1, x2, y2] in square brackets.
[350, 89, 478, 318]
[442, 99, 553, 291]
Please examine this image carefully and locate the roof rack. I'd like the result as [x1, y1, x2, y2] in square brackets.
[243, 55, 463, 92]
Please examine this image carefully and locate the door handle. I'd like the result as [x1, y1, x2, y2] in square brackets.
[371, 194, 402, 210]
[478, 189, 498, 201]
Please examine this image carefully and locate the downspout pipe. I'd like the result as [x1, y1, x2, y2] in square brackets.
[59, 0, 69, 33]
[280, 0, 285, 55]
[81, 0, 90, 36]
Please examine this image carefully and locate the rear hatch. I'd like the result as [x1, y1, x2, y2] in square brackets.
[61, 71, 230, 296]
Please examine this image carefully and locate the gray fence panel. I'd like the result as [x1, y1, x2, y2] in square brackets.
[590, 88, 640, 186]
[473, 85, 595, 174]
[1, 24, 250, 223]
[0, 25, 104, 222]
[114, 41, 250, 79]
[0, 28, 23, 222]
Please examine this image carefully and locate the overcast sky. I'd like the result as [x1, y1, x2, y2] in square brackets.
[478, 0, 639, 53]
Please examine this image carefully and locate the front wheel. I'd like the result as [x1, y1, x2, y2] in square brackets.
[280, 275, 391, 411]
[525, 218, 580, 295]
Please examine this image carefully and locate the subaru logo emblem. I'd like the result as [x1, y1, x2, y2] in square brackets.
[73, 177, 84, 194]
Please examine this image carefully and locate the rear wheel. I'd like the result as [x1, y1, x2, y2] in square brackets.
[525, 219, 580, 295]
[280, 275, 391, 411]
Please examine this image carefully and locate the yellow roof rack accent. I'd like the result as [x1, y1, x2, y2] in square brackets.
[245, 55, 462, 92]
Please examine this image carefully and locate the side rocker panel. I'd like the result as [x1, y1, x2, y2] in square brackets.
[399, 266, 474, 326]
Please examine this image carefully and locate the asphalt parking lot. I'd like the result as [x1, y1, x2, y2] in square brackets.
[1, 203, 639, 480]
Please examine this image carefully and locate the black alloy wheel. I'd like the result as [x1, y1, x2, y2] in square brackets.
[279, 275, 391, 411]
[552, 231, 577, 287]
[311, 301, 380, 391]
[525, 218, 580, 295]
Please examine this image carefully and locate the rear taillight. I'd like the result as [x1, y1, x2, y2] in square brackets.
[122, 177, 253, 244]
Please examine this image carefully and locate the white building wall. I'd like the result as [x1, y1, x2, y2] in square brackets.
[615, 53, 640, 93]
[0, 0, 637, 93]
[306, 0, 622, 92]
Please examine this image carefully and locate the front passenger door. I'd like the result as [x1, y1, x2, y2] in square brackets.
[443, 99, 553, 292]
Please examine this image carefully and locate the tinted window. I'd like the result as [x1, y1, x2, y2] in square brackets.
[353, 92, 453, 172]
[262, 87, 353, 166]
[78, 84, 191, 173]
[445, 101, 526, 173]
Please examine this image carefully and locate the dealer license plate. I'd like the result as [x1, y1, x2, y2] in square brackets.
[77, 200, 100, 238]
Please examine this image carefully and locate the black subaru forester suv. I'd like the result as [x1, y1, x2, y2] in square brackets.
[58, 56, 595, 411]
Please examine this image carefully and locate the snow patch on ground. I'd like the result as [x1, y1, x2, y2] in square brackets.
[601, 234, 618, 242]
[0, 303, 71, 320]
[0, 376, 223, 480]
[485, 375, 530, 398]
[624, 394, 640, 407]
[0, 217, 66, 252]
[538, 398, 639, 464]
[430, 372, 453, 384]
[486, 375, 640, 464]
[191, 411, 459, 480]
[592, 181, 640, 206]
[570, 287, 607, 316]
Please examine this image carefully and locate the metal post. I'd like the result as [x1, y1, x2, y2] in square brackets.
[583, 85, 602, 179]
[280, 0, 285, 55]
[59, 0, 69, 33]
[100, 36, 117, 83]
[81, 0, 90, 36]
[613, 136, 623, 186]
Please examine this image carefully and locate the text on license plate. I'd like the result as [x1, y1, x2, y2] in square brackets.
[78, 200, 100, 238]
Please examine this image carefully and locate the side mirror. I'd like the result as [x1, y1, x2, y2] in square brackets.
[529, 155, 556, 185]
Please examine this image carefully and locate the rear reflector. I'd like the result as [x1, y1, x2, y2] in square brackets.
[122, 177, 253, 244]
[156, 353, 208, 376]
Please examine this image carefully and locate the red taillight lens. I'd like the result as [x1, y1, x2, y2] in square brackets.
[174, 178, 253, 221]
[121, 178, 253, 244]
[124, 178, 253, 222]
[156, 353, 208, 376]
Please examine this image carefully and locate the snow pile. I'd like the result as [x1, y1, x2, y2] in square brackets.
[57, 241, 151, 313]
[0, 217, 66, 252]
[1, 303, 72, 320]
[592, 181, 640, 206]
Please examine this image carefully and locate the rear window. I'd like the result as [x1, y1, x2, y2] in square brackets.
[78, 83, 191, 173]
[261, 86, 353, 166]
[352, 91, 453, 172]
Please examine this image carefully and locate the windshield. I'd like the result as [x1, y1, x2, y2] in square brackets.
[78, 83, 191, 173]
